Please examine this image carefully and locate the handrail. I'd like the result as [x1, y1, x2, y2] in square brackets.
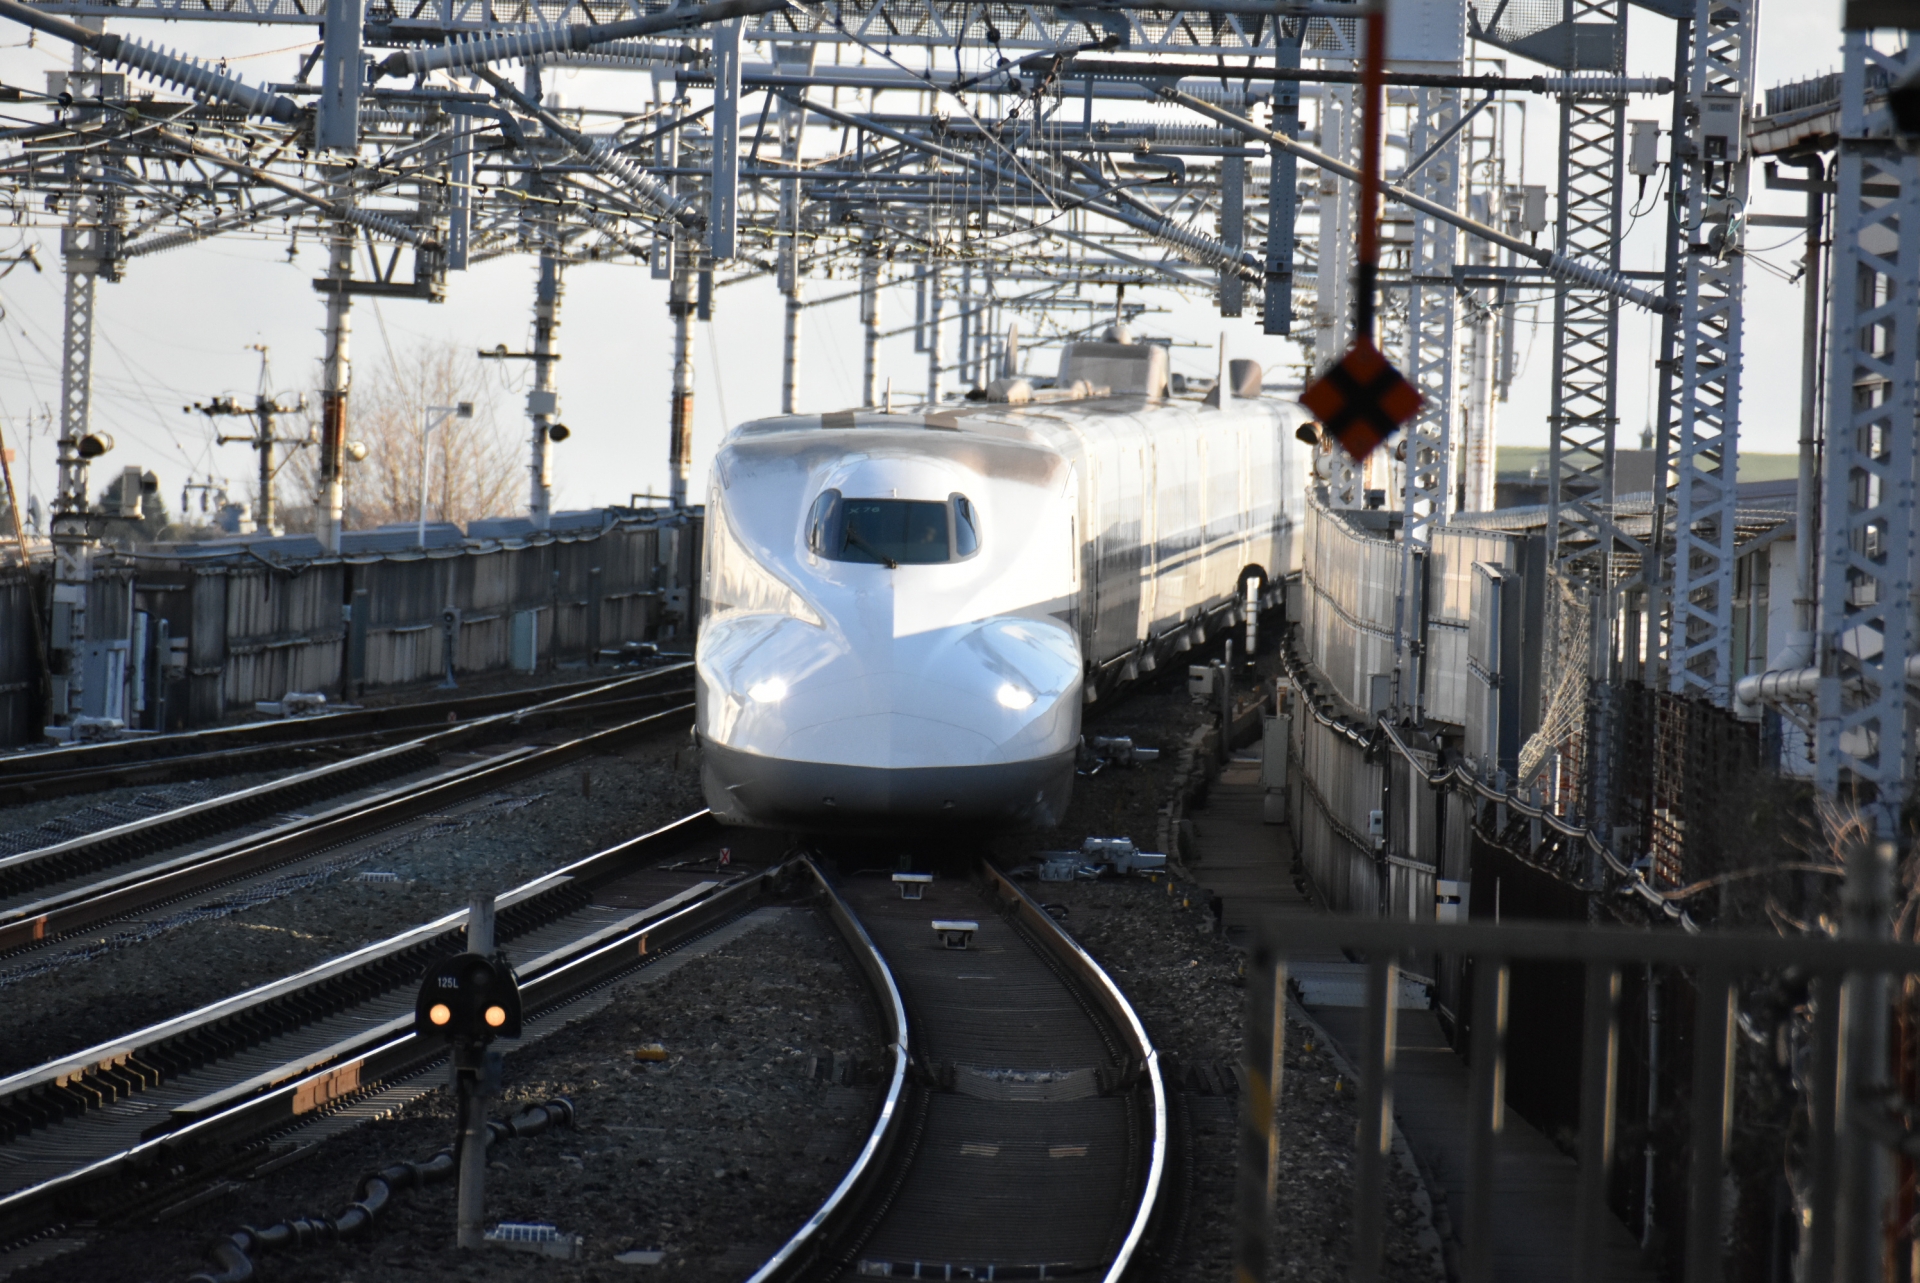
[746, 857, 912, 1283]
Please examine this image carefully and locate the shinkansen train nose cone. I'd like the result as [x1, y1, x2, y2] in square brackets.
[696, 611, 1083, 829]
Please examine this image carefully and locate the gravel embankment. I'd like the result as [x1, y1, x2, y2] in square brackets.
[10, 904, 882, 1283]
[0, 734, 704, 1076]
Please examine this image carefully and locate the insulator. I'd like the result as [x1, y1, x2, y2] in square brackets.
[343, 206, 422, 245]
[1542, 249, 1669, 313]
[584, 136, 701, 225]
[1163, 82, 1252, 111]
[100, 36, 300, 122]
[1146, 123, 1242, 147]
[1535, 76, 1671, 99]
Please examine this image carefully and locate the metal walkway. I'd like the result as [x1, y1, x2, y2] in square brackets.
[1192, 751, 1657, 1283]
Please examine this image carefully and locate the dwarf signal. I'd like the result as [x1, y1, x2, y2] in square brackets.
[414, 951, 522, 1042]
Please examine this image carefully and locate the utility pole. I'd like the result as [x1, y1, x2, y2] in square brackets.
[479, 260, 570, 531]
[527, 250, 563, 529]
[667, 261, 694, 507]
[860, 230, 881, 407]
[48, 21, 122, 731]
[778, 91, 805, 415]
[925, 256, 944, 406]
[190, 348, 309, 535]
[317, 183, 354, 553]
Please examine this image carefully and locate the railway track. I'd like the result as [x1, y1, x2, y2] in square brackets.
[0, 678, 695, 956]
[765, 858, 1168, 1281]
[0, 811, 791, 1253]
[0, 662, 692, 807]
[0, 823, 1166, 1278]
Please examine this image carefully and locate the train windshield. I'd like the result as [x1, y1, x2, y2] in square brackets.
[807, 490, 979, 566]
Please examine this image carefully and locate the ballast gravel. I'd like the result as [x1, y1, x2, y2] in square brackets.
[990, 655, 1438, 1282]
[8, 905, 883, 1283]
[0, 734, 704, 1076]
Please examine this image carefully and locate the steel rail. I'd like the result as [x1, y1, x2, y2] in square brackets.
[746, 856, 910, 1283]
[772, 859, 1169, 1279]
[0, 662, 690, 784]
[0, 810, 765, 1248]
[0, 669, 693, 901]
[0, 679, 693, 806]
[981, 860, 1169, 1281]
[0, 699, 696, 955]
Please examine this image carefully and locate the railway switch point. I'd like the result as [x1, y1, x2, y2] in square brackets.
[932, 920, 978, 949]
[892, 872, 932, 900]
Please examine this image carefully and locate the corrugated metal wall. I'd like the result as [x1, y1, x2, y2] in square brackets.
[0, 567, 40, 747]
[1426, 525, 1515, 728]
[1300, 493, 1399, 713]
[0, 512, 703, 738]
[1288, 710, 1382, 915]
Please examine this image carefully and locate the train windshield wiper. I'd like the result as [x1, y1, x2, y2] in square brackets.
[844, 528, 898, 569]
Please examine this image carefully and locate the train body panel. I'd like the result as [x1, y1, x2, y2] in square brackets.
[696, 353, 1310, 832]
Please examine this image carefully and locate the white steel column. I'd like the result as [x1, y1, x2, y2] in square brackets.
[49, 27, 113, 727]
[925, 256, 944, 405]
[860, 235, 880, 407]
[1397, 83, 1462, 713]
[1460, 194, 1500, 513]
[667, 263, 694, 508]
[527, 251, 561, 529]
[776, 46, 809, 415]
[1816, 24, 1920, 835]
[1546, 0, 1630, 575]
[1666, 0, 1756, 704]
[1316, 83, 1362, 509]
[317, 192, 354, 553]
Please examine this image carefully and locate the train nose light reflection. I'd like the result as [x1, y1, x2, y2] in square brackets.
[747, 678, 788, 703]
[996, 683, 1035, 711]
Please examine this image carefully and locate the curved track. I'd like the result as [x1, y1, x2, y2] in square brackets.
[763, 859, 1168, 1282]
[0, 811, 788, 1250]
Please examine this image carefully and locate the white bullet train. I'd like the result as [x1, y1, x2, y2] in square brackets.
[695, 334, 1312, 832]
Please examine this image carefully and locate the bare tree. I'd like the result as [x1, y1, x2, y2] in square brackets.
[292, 340, 521, 531]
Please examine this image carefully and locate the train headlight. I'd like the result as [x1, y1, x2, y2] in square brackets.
[429, 1003, 452, 1026]
[747, 678, 788, 703]
[484, 1005, 508, 1028]
[996, 683, 1036, 711]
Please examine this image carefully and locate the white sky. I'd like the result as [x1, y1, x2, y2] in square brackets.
[0, 2, 1853, 526]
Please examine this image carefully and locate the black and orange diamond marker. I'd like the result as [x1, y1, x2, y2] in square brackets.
[1300, 339, 1424, 461]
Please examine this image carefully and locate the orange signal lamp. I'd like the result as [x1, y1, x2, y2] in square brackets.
[484, 1005, 508, 1028]
[429, 1003, 452, 1026]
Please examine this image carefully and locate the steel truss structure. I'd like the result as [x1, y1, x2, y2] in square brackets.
[1396, 82, 1461, 715]
[1664, 0, 1753, 706]
[1816, 20, 1920, 833]
[1545, 0, 1629, 579]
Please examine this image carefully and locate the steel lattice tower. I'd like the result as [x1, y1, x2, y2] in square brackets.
[1665, 0, 1755, 705]
[1817, 23, 1920, 834]
[1547, 0, 1631, 579]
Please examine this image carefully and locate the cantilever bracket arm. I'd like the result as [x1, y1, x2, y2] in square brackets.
[1158, 86, 1675, 315]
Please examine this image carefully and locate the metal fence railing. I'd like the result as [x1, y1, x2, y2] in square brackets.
[1234, 908, 1920, 1283]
